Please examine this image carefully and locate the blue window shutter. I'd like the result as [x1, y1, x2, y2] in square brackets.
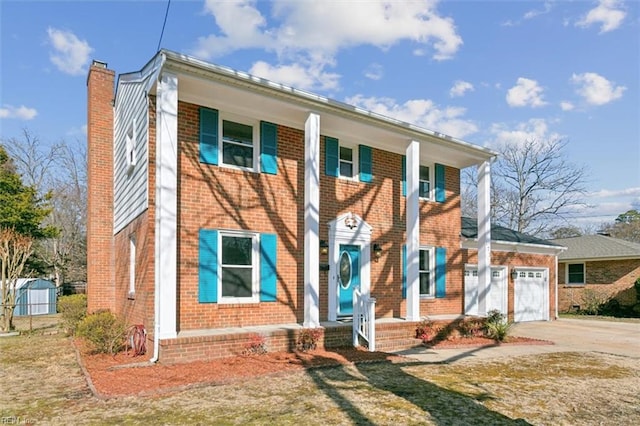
[401, 156, 406, 197]
[359, 145, 372, 183]
[260, 233, 277, 302]
[325, 137, 339, 177]
[199, 229, 218, 303]
[260, 121, 278, 175]
[402, 244, 407, 299]
[435, 247, 446, 298]
[435, 163, 445, 203]
[199, 108, 219, 165]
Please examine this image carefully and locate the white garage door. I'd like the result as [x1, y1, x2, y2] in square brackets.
[514, 269, 548, 322]
[464, 267, 507, 316]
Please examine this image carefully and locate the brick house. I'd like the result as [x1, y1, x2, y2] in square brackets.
[87, 50, 560, 363]
[551, 235, 640, 312]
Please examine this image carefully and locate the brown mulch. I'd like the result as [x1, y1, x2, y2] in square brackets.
[76, 343, 408, 399]
[76, 336, 550, 399]
[425, 335, 552, 349]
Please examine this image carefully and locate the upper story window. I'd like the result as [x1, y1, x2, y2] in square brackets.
[125, 119, 137, 173]
[325, 137, 372, 182]
[567, 263, 585, 285]
[339, 146, 354, 178]
[419, 165, 431, 199]
[199, 107, 278, 175]
[221, 116, 258, 170]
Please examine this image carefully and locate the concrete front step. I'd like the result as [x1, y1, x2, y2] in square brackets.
[374, 337, 424, 352]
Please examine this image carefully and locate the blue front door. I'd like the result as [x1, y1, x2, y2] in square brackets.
[337, 244, 360, 316]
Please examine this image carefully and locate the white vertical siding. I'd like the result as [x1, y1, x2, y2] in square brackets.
[113, 78, 149, 233]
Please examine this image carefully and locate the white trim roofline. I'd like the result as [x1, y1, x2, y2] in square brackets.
[558, 255, 640, 262]
[461, 238, 566, 256]
[125, 49, 497, 165]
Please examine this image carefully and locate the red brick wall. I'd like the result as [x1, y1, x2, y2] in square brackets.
[465, 250, 558, 320]
[86, 62, 115, 313]
[171, 99, 467, 330]
[558, 260, 640, 311]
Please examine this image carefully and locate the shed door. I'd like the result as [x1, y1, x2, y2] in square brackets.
[28, 289, 49, 315]
[514, 270, 547, 322]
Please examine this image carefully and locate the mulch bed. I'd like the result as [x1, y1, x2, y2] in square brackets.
[75, 336, 551, 399]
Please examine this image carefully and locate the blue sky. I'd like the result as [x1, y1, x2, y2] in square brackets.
[1, 0, 638, 228]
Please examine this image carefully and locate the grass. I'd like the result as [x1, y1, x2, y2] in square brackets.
[1, 314, 639, 425]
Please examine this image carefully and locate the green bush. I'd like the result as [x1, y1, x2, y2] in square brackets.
[484, 309, 512, 342]
[57, 294, 87, 335]
[76, 310, 128, 354]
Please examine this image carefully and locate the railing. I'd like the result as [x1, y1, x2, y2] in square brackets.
[353, 287, 376, 352]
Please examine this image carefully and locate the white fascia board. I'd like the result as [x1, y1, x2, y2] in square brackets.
[157, 49, 497, 165]
[461, 238, 566, 256]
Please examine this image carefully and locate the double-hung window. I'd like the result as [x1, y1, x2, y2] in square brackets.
[419, 165, 431, 199]
[339, 146, 354, 178]
[220, 232, 259, 302]
[221, 118, 257, 170]
[419, 247, 435, 297]
[567, 263, 585, 285]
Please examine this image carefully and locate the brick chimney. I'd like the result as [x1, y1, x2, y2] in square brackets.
[86, 60, 115, 313]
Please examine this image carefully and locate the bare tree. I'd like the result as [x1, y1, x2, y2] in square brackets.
[2, 129, 87, 285]
[463, 139, 588, 237]
[0, 229, 33, 332]
[599, 209, 640, 243]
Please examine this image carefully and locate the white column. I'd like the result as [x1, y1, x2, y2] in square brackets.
[406, 141, 420, 321]
[304, 112, 321, 328]
[477, 160, 492, 317]
[155, 72, 178, 339]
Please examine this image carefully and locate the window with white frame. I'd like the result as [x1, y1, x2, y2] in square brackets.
[339, 146, 354, 178]
[220, 231, 259, 302]
[419, 247, 435, 297]
[221, 115, 258, 170]
[419, 165, 431, 198]
[567, 263, 585, 285]
[125, 119, 137, 172]
[129, 235, 136, 296]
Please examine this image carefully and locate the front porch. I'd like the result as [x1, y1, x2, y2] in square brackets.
[157, 315, 463, 364]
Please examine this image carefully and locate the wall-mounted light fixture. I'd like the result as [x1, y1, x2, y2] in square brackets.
[373, 243, 383, 262]
[320, 240, 329, 256]
[510, 268, 518, 281]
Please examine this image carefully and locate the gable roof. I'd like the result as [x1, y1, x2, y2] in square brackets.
[461, 217, 561, 247]
[550, 235, 640, 261]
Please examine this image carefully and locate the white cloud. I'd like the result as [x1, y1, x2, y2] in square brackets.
[249, 60, 340, 91]
[193, 0, 463, 82]
[489, 118, 562, 147]
[0, 104, 38, 120]
[345, 95, 478, 139]
[560, 101, 575, 111]
[364, 63, 383, 81]
[576, 0, 626, 33]
[571, 72, 626, 106]
[524, 2, 553, 20]
[506, 77, 547, 107]
[47, 27, 93, 76]
[590, 187, 640, 198]
[449, 80, 474, 97]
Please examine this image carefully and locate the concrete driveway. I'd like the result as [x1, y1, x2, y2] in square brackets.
[396, 318, 640, 363]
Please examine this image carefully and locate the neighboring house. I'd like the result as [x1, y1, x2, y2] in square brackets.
[14, 278, 57, 316]
[550, 235, 640, 312]
[87, 50, 554, 364]
[461, 218, 564, 322]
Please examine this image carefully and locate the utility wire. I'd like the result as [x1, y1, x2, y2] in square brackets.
[157, 0, 172, 52]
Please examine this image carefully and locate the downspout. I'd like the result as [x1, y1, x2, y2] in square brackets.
[554, 253, 559, 320]
[149, 52, 167, 364]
